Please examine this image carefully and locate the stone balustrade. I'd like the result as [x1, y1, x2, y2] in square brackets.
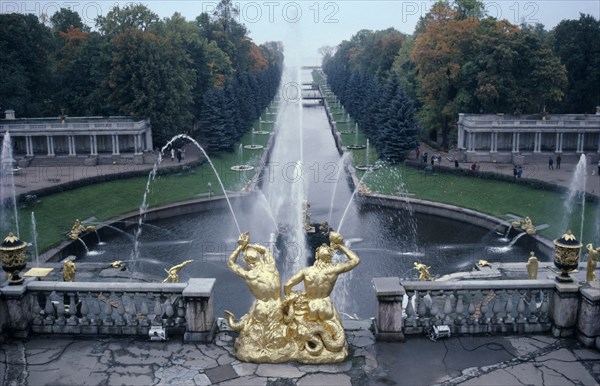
[373, 278, 600, 350]
[0, 278, 215, 343]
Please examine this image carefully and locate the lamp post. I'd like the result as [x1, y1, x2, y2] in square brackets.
[1, 233, 28, 285]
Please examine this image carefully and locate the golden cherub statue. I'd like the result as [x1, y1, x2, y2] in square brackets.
[586, 243, 598, 282]
[511, 216, 536, 235]
[63, 258, 76, 282]
[162, 260, 193, 283]
[414, 262, 434, 281]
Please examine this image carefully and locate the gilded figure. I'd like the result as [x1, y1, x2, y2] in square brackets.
[163, 260, 193, 283]
[526, 251, 539, 279]
[63, 258, 76, 282]
[414, 262, 434, 281]
[224, 232, 292, 362]
[586, 243, 599, 282]
[283, 231, 360, 363]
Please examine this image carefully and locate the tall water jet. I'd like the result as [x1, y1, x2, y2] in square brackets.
[0, 132, 19, 237]
[560, 154, 587, 237]
[31, 212, 39, 267]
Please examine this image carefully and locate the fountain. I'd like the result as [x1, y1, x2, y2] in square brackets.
[243, 129, 264, 150]
[560, 154, 587, 237]
[31, 212, 40, 267]
[253, 120, 269, 135]
[346, 123, 365, 150]
[0, 132, 20, 238]
[231, 144, 255, 172]
[71, 66, 544, 320]
[355, 139, 381, 171]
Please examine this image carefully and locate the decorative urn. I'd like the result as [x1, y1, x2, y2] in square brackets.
[1, 232, 28, 285]
[553, 230, 582, 282]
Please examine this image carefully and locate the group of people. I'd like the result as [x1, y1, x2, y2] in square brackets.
[169, 147, 185, 163]
[224, 231, 360, 363]
[512, 164, 524, 179]
[548, 155, 562, 170]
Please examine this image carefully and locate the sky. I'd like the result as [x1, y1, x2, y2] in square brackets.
[3, 1, 599, 64]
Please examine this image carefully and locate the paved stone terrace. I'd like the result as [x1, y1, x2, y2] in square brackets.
[1, 320, 599, 386]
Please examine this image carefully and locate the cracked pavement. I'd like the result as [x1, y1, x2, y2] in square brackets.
[1, 324, 599, 385]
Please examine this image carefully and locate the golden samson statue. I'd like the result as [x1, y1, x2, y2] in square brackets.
[225, 231, 360, 364]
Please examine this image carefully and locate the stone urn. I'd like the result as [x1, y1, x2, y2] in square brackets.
[553, 230, 582, 282]
[1, 232, 28, 285]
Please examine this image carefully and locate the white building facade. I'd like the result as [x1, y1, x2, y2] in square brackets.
[0, 110, 153, 165]
[457, 112, 600, 164]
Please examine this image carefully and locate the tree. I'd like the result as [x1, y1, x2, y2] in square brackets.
[0, 14, 54, 116]
[548, 14, 600, 113]
[96, 4, 159, 35]
[50, 8, 89, 33]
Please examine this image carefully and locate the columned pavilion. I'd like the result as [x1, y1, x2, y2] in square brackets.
[0, 110, 153, 165]
[457, 112, 600, 164]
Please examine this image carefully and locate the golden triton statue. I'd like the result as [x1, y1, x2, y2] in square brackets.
[586, 243, 598, 282]
[224, 232, 292, 363]
[511, 216, 536, 235]
[283, 231, 360, 363]
[478, 260, 491, 268]
[226, 231, 360, 364]
[162, 260, 193, 283]
[414, 262, 434, 281]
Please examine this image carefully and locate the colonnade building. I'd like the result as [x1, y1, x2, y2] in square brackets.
[457, 111, 600, 164]
[0, 110, 154, 166]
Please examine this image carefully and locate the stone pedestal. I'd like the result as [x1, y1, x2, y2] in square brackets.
[0, 279, 36, 338]
[183, 278, 215, 343]
[551, 281, 580, 337]
[373, 277, 405, 341]
[576, 286, 600, 347]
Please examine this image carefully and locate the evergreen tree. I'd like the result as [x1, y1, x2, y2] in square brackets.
[378, 76, 420, 163]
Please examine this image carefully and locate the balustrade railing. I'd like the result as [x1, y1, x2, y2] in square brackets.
[27, 282, 187, 335]
[401, 280, 555, 335]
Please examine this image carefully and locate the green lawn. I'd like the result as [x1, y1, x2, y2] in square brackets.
[358, 164, 598, 244]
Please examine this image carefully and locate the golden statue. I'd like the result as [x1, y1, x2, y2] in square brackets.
[283, 231, 360, 363]
[68, 219, 96, 240]
[226, 231, 360, 364]
[414, 262, 434, 281]
[162, 260, 193, 283]
[526, 251, 539, 279]
[478, 260, 491, 267]
[224, 232, 292, 363]
[586, 243, 599, 282]
[511, 216, 536, 235]
[63, 258, 76, 282]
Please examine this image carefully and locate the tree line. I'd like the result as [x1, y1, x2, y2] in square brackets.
[323, 0, 600, 154]
[0, 1, 284, 153]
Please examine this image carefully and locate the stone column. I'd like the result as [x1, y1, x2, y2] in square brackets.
[577, 133, 584, 153]
[46, 135, 55, 156]
[555, 132, 561, 153]
[112, 135, 120, 155]
[373, 277, 405, 341]
[89, 135, 97, 156]
[558, 133, 564, 153]
[183, 278, 215, 343]
[25, 136, 33, 156]
[576, 286, 600, 348]
[68, 136, 76, 156]
[534, 132, 541, 153]
[551, 281, 580, 337]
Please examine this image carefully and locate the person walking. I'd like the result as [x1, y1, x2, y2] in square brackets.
[548, 157, 554, 170]
[556, 154, 561, 169]
[513, 165, 518, 181]
[170, 148, 175, 161]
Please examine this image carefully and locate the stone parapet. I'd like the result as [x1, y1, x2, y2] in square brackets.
[577, 285, 600, 347]
[373, 277, 405, 341]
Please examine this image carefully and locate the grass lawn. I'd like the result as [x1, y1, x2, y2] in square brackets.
[358, 164, 598, 244]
